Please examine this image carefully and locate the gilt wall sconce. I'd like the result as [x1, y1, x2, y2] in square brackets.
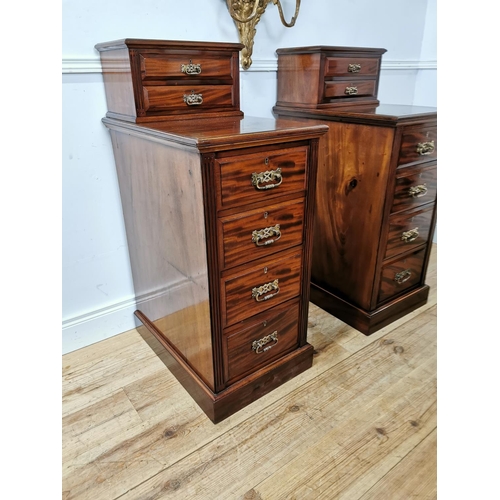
[226, 0, 301, 69]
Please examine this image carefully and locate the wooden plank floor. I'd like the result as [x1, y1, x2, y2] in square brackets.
[62, 244, 437, 500]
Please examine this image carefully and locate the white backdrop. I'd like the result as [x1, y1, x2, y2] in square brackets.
[62, 0, 437, 353]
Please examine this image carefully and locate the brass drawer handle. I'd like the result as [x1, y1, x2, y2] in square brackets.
[345, 86, 358, 95]
[408, 184, 428, 198]
[252, 279, 279, 302]
[183, 91, 203, 106]
[416, 140, 435, 156]
[348, 63, 361, 73]
[251, 167, 282, 190]
[401, 227, 419, 243]
[252, 224, 281, 247]
[252, 331, 278, 354]
[180, 60, 201, 75]
[394, 269, 412, 284]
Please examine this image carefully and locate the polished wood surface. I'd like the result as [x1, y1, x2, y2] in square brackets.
[311, 120, 394, 310]
[222, 249, 302, 328]
[223, 300, 300, 385]
[275, 69, 437, 335]
[218, 197, 304, 269]
[62, 246, 437, 499]
[276, 46, 386, 109]
[95, 39, 243, 122]
[100, 40, 327, 419]
[216, 144, 308, 209]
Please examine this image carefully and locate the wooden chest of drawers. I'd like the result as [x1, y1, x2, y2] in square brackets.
[95, 39, 243, 123]
[274, 102, 437, 335]
[97, 39, 328, 422]
[276, 45, 386, 110]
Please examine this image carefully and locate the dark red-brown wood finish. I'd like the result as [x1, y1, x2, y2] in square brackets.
[274, 45, 437, 336]
[97, 38, 328, 423]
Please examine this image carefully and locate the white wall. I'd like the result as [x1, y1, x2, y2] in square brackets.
[62, 0, 437, 354]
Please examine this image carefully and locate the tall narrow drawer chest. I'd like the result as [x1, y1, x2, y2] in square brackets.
[96, 39, 328, 423]
[274, 45, 437, 335]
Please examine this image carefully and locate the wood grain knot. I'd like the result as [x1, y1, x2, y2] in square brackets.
[243, 489, 264, 499]
[393, 346, 405, 354]
[308, 320, 317, 328]
[289, 405, 301, 412]
[163, 428, 178, 439]
[382, 339, 395, 345]
[409, 420, 419, 427]
[164, 479, 181, 491]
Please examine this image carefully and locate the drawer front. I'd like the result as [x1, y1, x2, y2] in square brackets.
[143, 85, 234, 112]
[324, 80, 376, 99]
[140, 53, 233, 81]
[398, 125, 437, 167]
[384, 206, 435, 260]
[324, 57, 380, 77]
[218, 146, 308, 210]
[219, 199, 305, 269]
[391, 163, 437, 214]
[378, 248, 426, 304]
[222, 251, 302, 328]
[224, 302, 300, 384]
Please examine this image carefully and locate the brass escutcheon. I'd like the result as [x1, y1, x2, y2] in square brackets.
[401, 227, 419, 243]
[252, 279, 279, 302]
[416, 140, 435, 156]
[345, 86, 358, 95]
[252, 331, 278, 354]
[252, 224, 281, 247]
[183, 91, 203, 106]
[394, 269, 412, 284]
[408, 184, 428, 198]
[180, 60, 202, 75]
[348, 63, 361, 73]
[251, 168, 283, 190]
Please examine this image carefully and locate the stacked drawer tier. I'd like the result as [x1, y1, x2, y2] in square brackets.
[215, 144, 309, 384]
[377, 122, 438, 307]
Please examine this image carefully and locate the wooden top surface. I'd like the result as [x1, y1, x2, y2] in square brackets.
[102, 115, 329, 152]
[273, 104, 437, 126]
[95, 38, 244, 52]
[276, 45, 387, 55]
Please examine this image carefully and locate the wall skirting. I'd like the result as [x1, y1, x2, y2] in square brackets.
[62, 57, 437, 74]
[62, 277, 196, 354]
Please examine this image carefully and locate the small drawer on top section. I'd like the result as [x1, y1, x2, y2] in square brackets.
[324, 80, 376, 99]
[398, 125, 437, 167]
[223, 301, 300, 385]
[391, 163, 437, 214]
[384, 205, 435, 260]
[143, 85, 234, 112]
[377, 247, 426, 304]
[217, 146, 308, 210]
[219, 199, 305, 269]
[140, 53, 233, 81]
[324, 57, 380, 77]
[222, 250, 302, 328]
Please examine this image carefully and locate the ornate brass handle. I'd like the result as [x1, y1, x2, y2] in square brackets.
[183, 91, 203, 106]
[345, 86, 358, 95]
[252, 331, 278, 354]
[401, 227, 419, 243]
[416, 140, 435, 156]
[252, 224, 281, 247]
[408, 184, 428, 198]
[251, 168, 282, 190]
[394, 269, 412, 284]
[180, 60, 202, 75]
[252, 279, 279, 302]
[348, 63, 361, 73]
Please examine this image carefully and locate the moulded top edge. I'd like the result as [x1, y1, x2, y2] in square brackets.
[276, 46, 387, 55]
[95, 38, 245, 52]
